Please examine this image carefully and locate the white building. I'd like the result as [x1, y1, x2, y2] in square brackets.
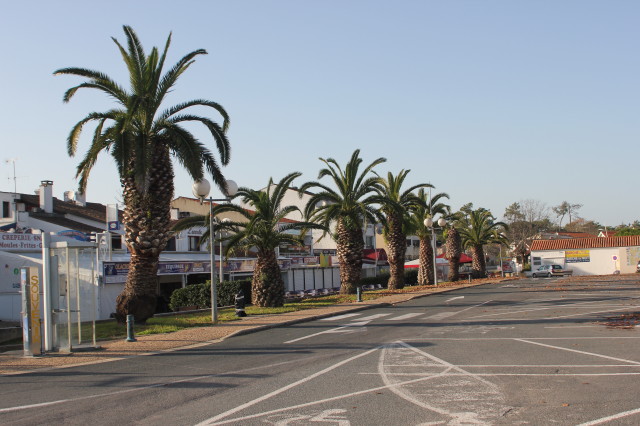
[529, 236, 640, 276]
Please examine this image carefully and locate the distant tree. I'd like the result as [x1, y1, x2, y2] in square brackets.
[174, 173, 324, 307]
[615, 227, 640, 236]
[565, 218, 599, 235]
[375, 170, 432, 290]
[406, 189, 450, 285]
[552, 201, 583, 228]
[301, 150, 385, 294]
[503, 199, 552, 265]
[458, 208, 508, 278]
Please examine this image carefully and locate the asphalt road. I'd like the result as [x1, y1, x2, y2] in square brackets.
[2, 277, 640, 425]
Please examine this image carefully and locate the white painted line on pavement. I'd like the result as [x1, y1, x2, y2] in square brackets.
[541, 304, 640, 320]
[386, 313, 423, 321]
[445, 296, 464, 303]
[284, 322, 368, 343]
[210, 361, 454, 425]
[195, 347, 381, 425]
[0, 360, 299, 414]
[356, 313, 392, 321]
[577, 407, 640, 425]
[425, 311, 458, 320]
[320, 313, 361, 321]
[515, 339, 640, 365]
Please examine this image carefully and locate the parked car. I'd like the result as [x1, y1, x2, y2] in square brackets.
[532, 264, 563, 278]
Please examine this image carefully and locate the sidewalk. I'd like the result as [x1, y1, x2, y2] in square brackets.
[0, 280, 499, 376]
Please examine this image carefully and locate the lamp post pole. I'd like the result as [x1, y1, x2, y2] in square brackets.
[193, 179, 238, 324]
[424, 217, 447, 286]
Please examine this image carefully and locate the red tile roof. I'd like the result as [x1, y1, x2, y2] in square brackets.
[530, 236, 640, 251]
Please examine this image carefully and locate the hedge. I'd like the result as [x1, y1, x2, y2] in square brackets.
[169, 279, 252, 312]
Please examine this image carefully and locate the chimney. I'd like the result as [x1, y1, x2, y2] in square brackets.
[64, 190, 74, 202]
[39, 180, 54, 213]
[75, 192, 86, 207]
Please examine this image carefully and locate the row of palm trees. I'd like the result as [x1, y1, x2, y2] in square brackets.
[173, 149, 509, 310]
[57, 26, 508, 322]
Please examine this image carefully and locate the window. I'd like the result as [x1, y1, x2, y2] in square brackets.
[406, 239, 411, 247]
[164, 237, 176, 251]
[412, 240, 419, 247]
[365, 236, 374, 248]
[111, 235, 122, 250]
[533, 257, 541, 266]
[188, 236, 201, 251]
[2, 201, 10, 218]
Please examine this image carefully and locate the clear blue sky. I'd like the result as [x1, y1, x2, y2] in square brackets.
[1, 1, 638, 226]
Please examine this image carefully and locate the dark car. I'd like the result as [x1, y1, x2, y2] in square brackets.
[532, 264, 563, 278]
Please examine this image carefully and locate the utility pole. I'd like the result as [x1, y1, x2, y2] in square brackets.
[5, 158, 18, 228]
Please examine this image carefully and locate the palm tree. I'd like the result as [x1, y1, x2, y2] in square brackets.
[174, 173, 324, 307]
[55, 26, 231, 323]
[375, 171, 431, 290]
[445, 225, 462, 282]
[458, 208, 509, 278]
[301, 150, 385, 294]
[406, 189, 450, 285]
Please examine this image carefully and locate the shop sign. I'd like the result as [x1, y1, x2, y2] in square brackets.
[566, 250, 590, 263]
[0, 233, 42, 251]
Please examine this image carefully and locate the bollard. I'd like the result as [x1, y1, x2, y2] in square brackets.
[125, 314, 137, 342]
[235, 290, 247, 317]
[468, 274, 471, 284]
[357, 286, 362, 302]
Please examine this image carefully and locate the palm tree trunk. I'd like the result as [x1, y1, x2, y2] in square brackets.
[115, 148, 174, 324]
[336, 220, 364, 294]
[446, 226, 461, 282]
[252, 249, 284, 307]
[471, 244, 486, 278]
[386, 212, 406, 290]
[418, 236, 434, 285]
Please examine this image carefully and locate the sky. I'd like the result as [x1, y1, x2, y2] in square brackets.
[1, 1, 638, 226]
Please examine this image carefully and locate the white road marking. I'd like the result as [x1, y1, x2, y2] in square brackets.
[204, 355, 459, 425]
[515, 339, 640, 365]
[445, 296, 464, 303]
[195, 347, 380, 425]
[379, 341, 509, 424]
[0, 360, 299, 414]
[425, 311, 457, 320]
[356, 313, 392, 321]
[284, 322, 368, 343]
[541, 304, 640, 320]
[320, 313, 361, 321]
[577, 407, 640, 425]
[386, 313, 423, 321]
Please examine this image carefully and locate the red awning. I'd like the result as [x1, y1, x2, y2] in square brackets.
[362, 248, 388, 264]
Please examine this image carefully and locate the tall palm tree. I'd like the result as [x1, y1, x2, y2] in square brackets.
[174, 173, 324, 307]
[55, 26, 231, 323]
[301, 150, 385, 294]
[375, 170, 431, 290]
[406, 189, 450, 285]
[458, 208, 509, 278]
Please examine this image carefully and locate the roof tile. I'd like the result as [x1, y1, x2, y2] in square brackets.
[531, 235, 640, 251]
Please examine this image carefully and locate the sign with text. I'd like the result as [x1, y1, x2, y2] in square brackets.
[0, 233, 42, 251]
[566, 250, 590, 263]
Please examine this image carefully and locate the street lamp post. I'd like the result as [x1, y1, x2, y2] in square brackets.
[192, 178, 238, 324]
[424, 217, 447, 286]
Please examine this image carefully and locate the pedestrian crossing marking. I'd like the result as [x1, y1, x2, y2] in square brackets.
[321, 313, 362, 321]
[386, 313, 424, 321]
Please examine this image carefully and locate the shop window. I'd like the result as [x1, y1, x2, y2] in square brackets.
[188, 236, 201, 251]
[2, 201, 10, 218]
[164, 237, 176, 251]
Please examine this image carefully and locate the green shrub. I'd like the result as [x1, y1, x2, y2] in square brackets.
[404, 268, 418, 285]
[169, 279, 252, 311]
[522, 263, 531, 272]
